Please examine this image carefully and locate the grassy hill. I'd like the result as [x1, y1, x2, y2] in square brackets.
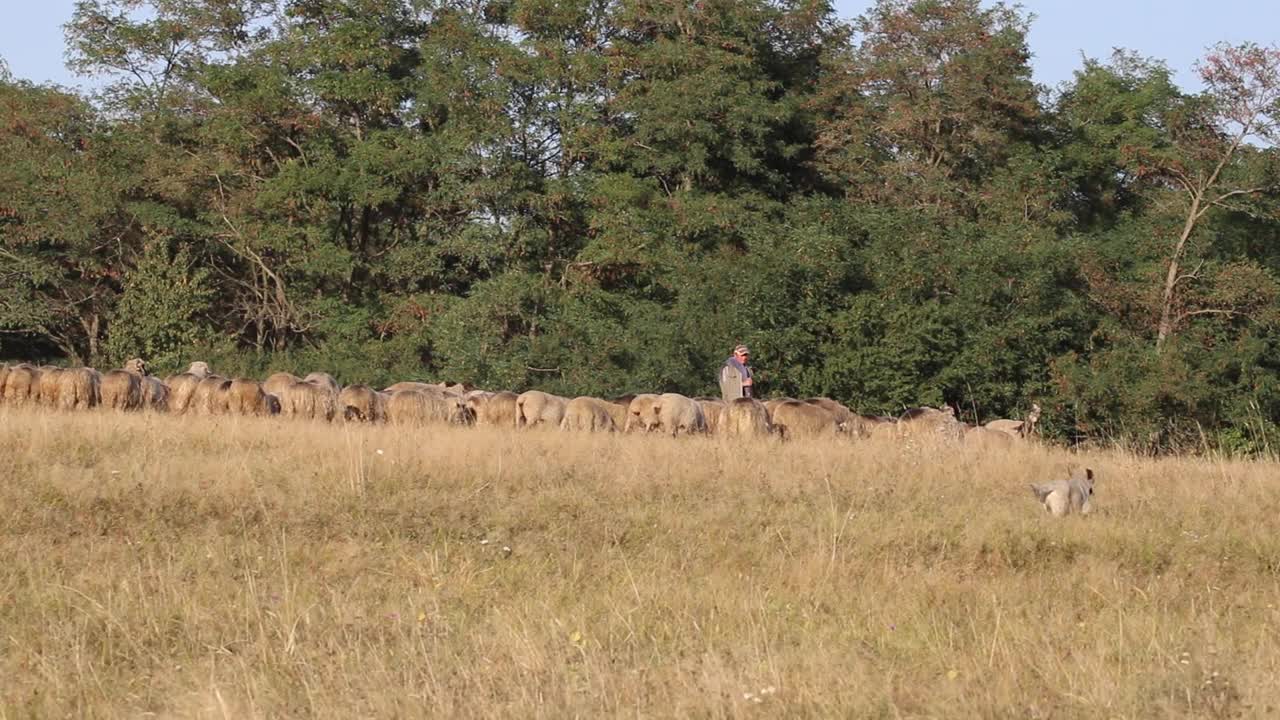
[2, 407, 1277, 717]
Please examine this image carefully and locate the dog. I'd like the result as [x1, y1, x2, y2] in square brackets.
[1031, 467, 1095, 517]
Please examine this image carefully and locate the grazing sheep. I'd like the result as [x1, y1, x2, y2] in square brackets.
[164, 372, 205, 414]
[623, 394, 663, 432]
[2, 364, 41, 405]
[99, 370, 143, 411]
[56, 367, 101, 410]
[37, 366, 65, 407]
[694, 397, 727, 434]
[384, 381, 435, 394]
[123, 358, 148, 376]
[278, 379, 337, 422]
[189, 376, 232, 415]
[721, 397, 772, 438]
[139, 375, 169, 412]
[964, 424, 1014, 451]
[466, 391, 519, 427]
[656, 393, 707, 437]
[1031, 467, 1096, 517]
[601, 397, 631, 430]
[227, 378, 272, 416]
[770, 400, 842, 440]
[339, 384, 386, 422]
[986, 403, 1042, 440]
[262, 372, 302, 400]
[386, 389, 471, 426]
[559, 396, 618, 432]
[763, 397, 798, 418]
[897, 406, 963, 443]
[804, 398, 861, 435]
[303, 372, 341, 395]
[515, 390, 568, 428]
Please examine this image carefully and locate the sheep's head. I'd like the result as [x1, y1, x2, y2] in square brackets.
[124, 358, 148, 376]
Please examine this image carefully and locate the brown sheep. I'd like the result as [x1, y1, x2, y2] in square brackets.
[559, 396, 618, 432]
[164, 372, 204, 414]
[897, 406, 963, 443]
[694, 397, 727, 435]
[383, 381, 435, 394]
[278, 379, 337, 422]
[985, 403, 1042, 440]
[964, 424, 1014, 451]
[0, 364, 9, 401]
[185, 361, 212, 378]
[304, 371, 341, 395]
[2, 364, 41, 405]
[770, 400, 843, 440]
[56, 367, 101, 410]
[466, 390, 519, 427]
[339, 384, 386, 422]
[227, 378, 273, 416]
[139, 375, 168, 412]
[656, 393, 706, 437]
[763, 397, 798, 418]
[515, 390, 568, 428]
[38, 366, 65, 407]
[262, 372, 303, 400]
[804, 398, 861, 435]
[601, 398, 631, 430]
[123, 358, 148, 376]
[623, 394, 663, 432]
[100, 370, 143, 411]
[189, 376, 232, 415]
[385, 389, 471, 426]
[721, 397, 772, 438]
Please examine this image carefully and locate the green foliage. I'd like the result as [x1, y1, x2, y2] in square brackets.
[2, 0, 1279, 452]
[102, 243, 216, 373]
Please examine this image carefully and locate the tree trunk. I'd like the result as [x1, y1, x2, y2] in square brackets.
[1155, 193, 1202, 351]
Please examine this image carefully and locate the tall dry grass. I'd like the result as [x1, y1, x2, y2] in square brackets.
[2, 406, 1279, 718]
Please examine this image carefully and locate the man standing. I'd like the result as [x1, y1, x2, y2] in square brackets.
[719, 344, 754, 401]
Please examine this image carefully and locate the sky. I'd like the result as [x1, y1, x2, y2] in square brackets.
[0, 0, 1271, 93]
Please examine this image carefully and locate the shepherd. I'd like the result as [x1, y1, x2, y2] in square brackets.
[719, 344, 754, 401]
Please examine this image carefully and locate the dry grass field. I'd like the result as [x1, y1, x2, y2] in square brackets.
[2, 406, 1280, 718]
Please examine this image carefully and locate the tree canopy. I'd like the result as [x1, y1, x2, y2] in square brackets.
[2, 0, 1279, 453]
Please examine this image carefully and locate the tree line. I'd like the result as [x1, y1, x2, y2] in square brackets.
[1, 0, 1278, 452]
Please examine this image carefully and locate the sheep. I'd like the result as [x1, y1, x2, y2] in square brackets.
[515, 390, 568, 428]
[262, 372, 303, 400]
[385, 389, 471, 426]
[721, 397, 772, 438]
[624, 394, 663, 432]
[694, 397, 727, 435]
[56, 367, 101, 410]
[656, 393, 706, 437]
[37, 366, 65, 407]
[278, 379, 337, 422]
[339, 384, 386, 422]
[769, 400, 843, 440]
[227, 378, 273, 416]
[100, 369, 143, 411]
[189, 376, 232, 415]
[139, 375, 169, 412]
[466, 390, 519, 427]
[559, 396, 618, 432]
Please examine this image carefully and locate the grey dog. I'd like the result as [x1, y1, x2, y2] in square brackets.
[1030, 467, 1095, 516]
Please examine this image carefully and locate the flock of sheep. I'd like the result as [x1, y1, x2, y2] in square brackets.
[1, 358, 1093, 514]
[0, 359, 1042, 448]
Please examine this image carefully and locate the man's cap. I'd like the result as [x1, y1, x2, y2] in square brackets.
[734, 344, 750, 355]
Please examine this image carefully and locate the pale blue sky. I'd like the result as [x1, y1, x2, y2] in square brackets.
[0, 1, 1270, 92]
